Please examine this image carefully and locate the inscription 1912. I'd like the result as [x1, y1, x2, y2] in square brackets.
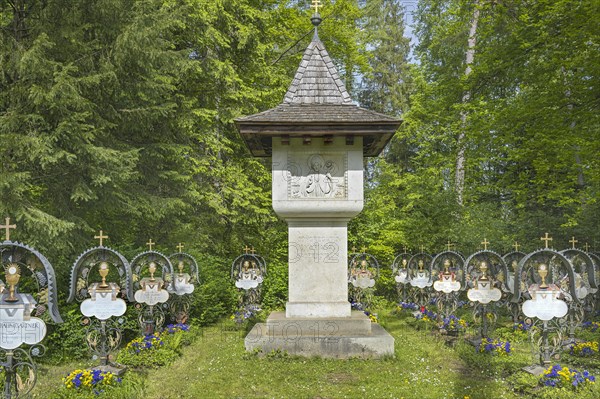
[289, 241, 340, 264]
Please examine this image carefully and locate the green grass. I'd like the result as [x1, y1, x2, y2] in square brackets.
[31, 310, 600, 399]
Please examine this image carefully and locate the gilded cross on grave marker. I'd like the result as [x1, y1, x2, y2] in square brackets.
[243, 245, 251, 254]
[146, 239, 155, 251]
[176, 243, 184, 252]
[1, 217, 16, 241]
[361, 246, 368, 254]
[540, 233, 552, 249]
[481, 238, 490, 251]
[250, 247, 256, 255]
[513, 242, 521, 252]
[420, 245, 425, 253]
[446, 241, 454, 251]
[569, 236, 578, 249]
[94, 230, 108, 247]
[584, 243, 590, 252]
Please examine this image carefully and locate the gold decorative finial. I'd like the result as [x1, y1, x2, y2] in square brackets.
[538, 263, 549, 289]
[481, 238, 490, 251]
[540, 233, 552, 249]
[98, 261, 110, 289]
[243, 245, 251, 254]
[148, 262, 157, 282]
[1, 217, 16, 241]
[4, 263, 21, 302]
[569, 236, 578, 249]
[94, 230, 108, 247]
[176, 243, 184, 252]
[311, 0, 322, 14]
[479, 261, 488, 281]
[513, 242, 521, 252]
[146, 239, 155, 251]
[403, 245, 408, 253]
[178, 260, 185, 276]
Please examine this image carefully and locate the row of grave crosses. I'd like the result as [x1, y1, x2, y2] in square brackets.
[385, 233, 599, 369]
[1, 219, 200, 388]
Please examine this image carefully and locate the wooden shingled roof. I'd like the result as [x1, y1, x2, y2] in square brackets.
[235, 18, 401, 157]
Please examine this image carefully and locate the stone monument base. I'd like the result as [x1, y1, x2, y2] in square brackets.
[244, 311, 394, 358]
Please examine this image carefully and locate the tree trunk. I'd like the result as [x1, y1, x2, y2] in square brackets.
[455, 2, 480, 206]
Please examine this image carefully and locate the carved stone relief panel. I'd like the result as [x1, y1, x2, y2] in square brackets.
[287, 152, 347, 199]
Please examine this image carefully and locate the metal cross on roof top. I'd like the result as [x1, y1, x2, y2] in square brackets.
[146, 239, 155, 251]
[513, 242, 521, 252]
[1, 217, 16, 241]
[481, 238, 490, 251]
[94, 230, 108, 247]
[540, 232, 552, 249]
[176, 243, 184, 252]
[311, 0, 322, 13]
[569, 236, 578, 249]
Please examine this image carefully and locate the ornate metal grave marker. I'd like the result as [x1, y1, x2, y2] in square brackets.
[407, 251, 434, 308]
[1, 218, 63, 398]
[464, 246, 508, 338]
[131, 242, 173, 335]
[392, 249, 412, 302]
[431, 250, 465, 319]
[68, 230, 133, 374]
[516, 244, 579, 371]
[167, 244, 199, 324]
[348, 249, 379, 308]
[231, 247, 266, 307]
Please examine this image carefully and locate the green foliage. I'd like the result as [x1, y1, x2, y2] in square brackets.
[116, 330, 186, 369]
[50, 373, 144, 399]
[260, 259, 288, 311]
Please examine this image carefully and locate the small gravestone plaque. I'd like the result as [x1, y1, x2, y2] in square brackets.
[81, 283, 127, 320]
[0, 294, 47, 350]
[134, 278, 169, 306]
[434, 273, 461, 293]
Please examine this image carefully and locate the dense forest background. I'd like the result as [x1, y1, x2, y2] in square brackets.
[1, 0, 598, 303]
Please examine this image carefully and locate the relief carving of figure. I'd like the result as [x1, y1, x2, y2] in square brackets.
[305, 155, 334, 198]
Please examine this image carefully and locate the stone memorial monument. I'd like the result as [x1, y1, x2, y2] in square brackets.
[236, 3, 400, 357]
[1, 218, 63, 398]
[68, 230, 133, 374]
[131, 240, 172, 335]
[167, 243, 199, 324]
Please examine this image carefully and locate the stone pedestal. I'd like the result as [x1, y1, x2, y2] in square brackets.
[245, 312, 394, 358]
